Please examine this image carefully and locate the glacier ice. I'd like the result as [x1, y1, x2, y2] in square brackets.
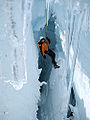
[0, 0, 90, 120]
[0, 0, 41, 120]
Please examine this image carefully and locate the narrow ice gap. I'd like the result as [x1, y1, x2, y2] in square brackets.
[0, 0, 90, 120]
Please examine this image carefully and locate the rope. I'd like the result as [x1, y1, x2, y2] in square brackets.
[45, 8, 48, 37]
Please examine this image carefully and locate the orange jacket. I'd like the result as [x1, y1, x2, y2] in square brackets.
[37, 40, 50, 56]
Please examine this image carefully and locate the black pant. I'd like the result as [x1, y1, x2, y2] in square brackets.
[45, 49, 56, 66]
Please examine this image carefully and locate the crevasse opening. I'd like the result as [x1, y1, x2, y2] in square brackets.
[0, 0, 90, 120]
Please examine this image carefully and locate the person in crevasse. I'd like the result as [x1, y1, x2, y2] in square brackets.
[37, 36, 60, 69]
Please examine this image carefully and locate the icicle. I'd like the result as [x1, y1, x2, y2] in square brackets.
[82, 4, 90, 35]
[46, 0, 52, 26]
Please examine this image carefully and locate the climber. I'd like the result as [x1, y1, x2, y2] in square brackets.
[37, 36, 60, 69]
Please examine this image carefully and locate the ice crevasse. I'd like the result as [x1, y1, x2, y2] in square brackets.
[0, 0, 90, 120]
